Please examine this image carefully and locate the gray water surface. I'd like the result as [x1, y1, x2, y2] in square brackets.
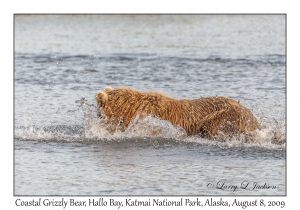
[14, 15, 286, 196]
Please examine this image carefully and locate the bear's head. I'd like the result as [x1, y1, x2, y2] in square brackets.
[95, 86, 113, 108]
[95, 90, 108, 108]
[95, 86, 114, 118]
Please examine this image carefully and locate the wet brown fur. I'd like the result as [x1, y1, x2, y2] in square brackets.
[95, 86, 260, 138]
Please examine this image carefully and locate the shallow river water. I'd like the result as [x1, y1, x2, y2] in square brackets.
[14, 15, 286, 195]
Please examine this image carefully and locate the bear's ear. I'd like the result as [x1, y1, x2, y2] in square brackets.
[104, 86, 113, 93]
[95, 90, 108, 107]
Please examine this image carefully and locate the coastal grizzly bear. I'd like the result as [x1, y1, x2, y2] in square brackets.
[95, 86, 260, 138]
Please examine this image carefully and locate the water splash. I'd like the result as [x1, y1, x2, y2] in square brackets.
[15, 98, 285, 150]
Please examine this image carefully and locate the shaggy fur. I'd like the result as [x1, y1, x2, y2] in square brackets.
[95, 86, 260, 138]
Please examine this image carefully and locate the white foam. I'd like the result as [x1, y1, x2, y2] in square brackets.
[14, 99, 286, 150]
[15, 113, 286, 150]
